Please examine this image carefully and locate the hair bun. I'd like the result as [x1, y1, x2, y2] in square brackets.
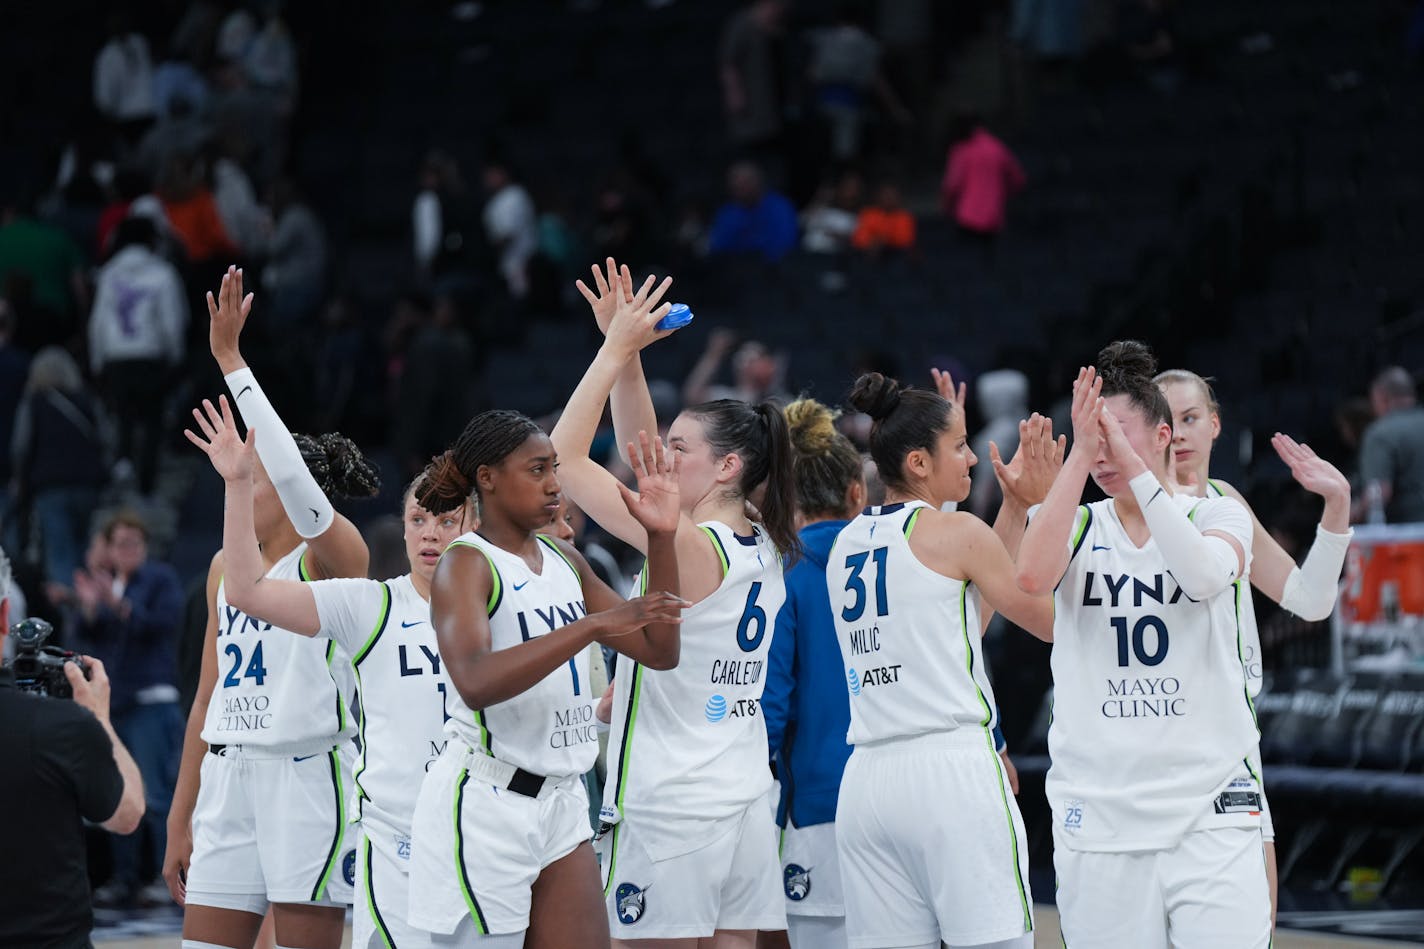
[316, 432, 382, 499]
[415, 450, 472, 514]
[784, 398, 842, 455]
[847, 372, 903, 421]
[1096, 339, 1158, 390]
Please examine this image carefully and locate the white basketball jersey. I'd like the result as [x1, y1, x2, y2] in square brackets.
[309, 573, 448, 839]
[828, 501, 1000, 745]
[1048, 496, 1259, 852]
[602, 521, 786, 861]
[443, 532, 597, 779]
[1209, 480, 1264, 698]
[202, 544, 356, 747]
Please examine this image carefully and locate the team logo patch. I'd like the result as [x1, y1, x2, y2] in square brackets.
[342, 849, 357, 886]
[705, 694, 728, 723]
[615, 882, 648, 924]
[783, 863, 812, 901]
[846, 667, 861, 696]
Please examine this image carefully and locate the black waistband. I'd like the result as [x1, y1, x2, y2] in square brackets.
[208, 744, 225, 756]
[507, 767, 546, 798]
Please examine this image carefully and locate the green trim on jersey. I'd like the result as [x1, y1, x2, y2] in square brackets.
[310, 748, 347, 901]
[602, 823, 623, 898]
[959, 584, 994, 727]
[701, 525, 731, 578]
[453, 769, 491, 934]
[903, 507, 923, 538]
[324, 640, 347, 733]
[1067, 506, 1094, 563]
[446, 540, 504, 617]
[537, 534, 582, 586]
[351, 582, 393, 819]
[603, 662, 646, 895]
[1208, 478, 1227, 498]
[298, 551, 314, 582]
[473, 710, 494, 756]
[1234, 580, 1260, 731]
[363, 834, 396, 948]
[984, 727, 1034, 933]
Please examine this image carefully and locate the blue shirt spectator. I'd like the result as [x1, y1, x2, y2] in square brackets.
[708, 162, 798, 262]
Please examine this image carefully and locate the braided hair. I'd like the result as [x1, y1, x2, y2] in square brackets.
[292, 432, 382, 499]
[416, 410, 542, 514]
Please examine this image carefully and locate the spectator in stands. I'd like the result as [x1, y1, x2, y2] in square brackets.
[592, 171, 657, 273]
[158, 155, 238, 264]
[262, 176, 328, 325]
[93, 11, 157, 141]
[708, 161, 798, 262]
[969, 368, 1030, 518]
[0, 188, 89, 343]
[243, 2, 299, 114]
[90, 216, 189, 496]
[481, 155, 539, 299]
[683, 327, 790, 406]
[1358, 366, 1424, 523]
[940, 116, 1025, 255]
[1010, 0, 1088, 62]
[72, 511, 184, 909]
[805, 3, 912, 163]
[0, 302, 30, 541]
[719, 0, 791, 162]
[413, 149, 478, 282]
[802, 170, 863, 255]
[211, 133, 269, 256]
[10, 348, 109, 585]
[851, 181, 917, 257]
[140, 86, 211, 178]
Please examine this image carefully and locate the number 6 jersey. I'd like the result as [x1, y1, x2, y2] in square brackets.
[602, 521, 786, 862]
[1048, 494, 1259, 853]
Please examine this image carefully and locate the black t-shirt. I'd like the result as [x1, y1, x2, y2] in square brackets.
[0, 666, 124, 949]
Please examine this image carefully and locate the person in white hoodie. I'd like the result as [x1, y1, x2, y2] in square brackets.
[89, 216, 188, 493]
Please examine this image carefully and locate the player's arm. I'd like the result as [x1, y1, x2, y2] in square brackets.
[207, 266, 368, 582]
[576, 258, 660, 467]
[161, 551, 223, 905]
[928, 511, 1054, 641]
[559, 536, 683, 671]
[434, 546, 686, 710]
[1018, 368, 1102, 595]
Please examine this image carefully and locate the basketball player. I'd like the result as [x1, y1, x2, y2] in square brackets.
[1017, 344, 1270, 949]
[186, 397, 474, 949]
[164, 268, 380, 949]
[405, 409, 689, 948]
[551, 259, 798, 946]
[827, 372, 1056, 949]
[1156, 367, 1353, 923]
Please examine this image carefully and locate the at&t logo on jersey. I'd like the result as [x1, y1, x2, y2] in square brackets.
[704, 693, 760, 723]
[615, 882, 648, 924]
[705, 694, 728, 722]
[783, 864, 812, 900]
[847, 667, 861, 695]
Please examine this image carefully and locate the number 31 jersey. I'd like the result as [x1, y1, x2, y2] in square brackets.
[1048, 495, 1259, 853]
[828, 501, 999, 746]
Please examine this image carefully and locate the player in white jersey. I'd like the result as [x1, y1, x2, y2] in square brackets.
[165, 268, 379, 949]
[185, 405, 475, 949]
[1017, 343, 1270, 949]
[551, 258, 801, 946]
[826, 372, 1057, 949]
[405, 408, 688, 948]
[1156, 368, 1353, 924]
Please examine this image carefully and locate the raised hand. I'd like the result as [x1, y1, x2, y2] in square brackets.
[1098, 406, 1148, 480]
[604, 270, 675, 357]
[931, 367, 967, 415]
[593, 591, 690, 642]
[184, 396, 256, 483]
[992, 413, 1066, 508]
[617, 430, 681, 535]
[575, 256, 635, 335]
[206, 265, 254, 370]
[1069, 366, 1104, 457]
[1272, 433, 1350, 502]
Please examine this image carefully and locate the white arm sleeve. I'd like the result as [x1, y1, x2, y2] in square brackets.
[1279, 525, 1352, 621]
[1129, 471, 1250, 601]
[225, 366, 334, 539]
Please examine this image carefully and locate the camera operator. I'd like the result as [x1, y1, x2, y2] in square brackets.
[0, 550, 146, 949]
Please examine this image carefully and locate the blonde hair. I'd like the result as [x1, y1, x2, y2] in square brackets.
[784, 398, 863, 519]
[1154, 368, 1220, 416]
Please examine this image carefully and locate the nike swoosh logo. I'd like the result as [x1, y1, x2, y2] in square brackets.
[400, 620, 424, 628]
[293, 754, 320, 762]
[309, 507, 320, 522]
[237, 385, 252, 399]
[512, 581, 529, 591]
[1092, 545, 1112, 552]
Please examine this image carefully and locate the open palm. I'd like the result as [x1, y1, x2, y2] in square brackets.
[1273, 433, 1349, 500]
[184, 396, 256, 482]
[575, 256, 634, 335]
[618, 431, 681, 535]
[207, 265, 254, 362]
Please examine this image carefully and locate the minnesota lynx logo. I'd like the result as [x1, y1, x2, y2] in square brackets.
[783, 863, 812, 901]
[615, 882, 648, 924]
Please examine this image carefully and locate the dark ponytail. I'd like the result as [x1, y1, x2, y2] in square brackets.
[415, 409, 541, 514]
[847, 372, 954, 492]
[293, 432, 382, 500]
[688, 399, 802, 562]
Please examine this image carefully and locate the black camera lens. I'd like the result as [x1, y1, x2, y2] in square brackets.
[11, 619, 54, 649]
